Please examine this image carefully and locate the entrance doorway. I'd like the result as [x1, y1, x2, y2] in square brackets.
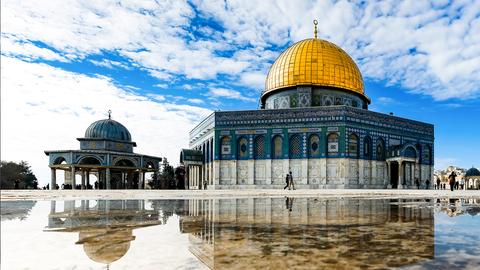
[390, 162, 399, 189]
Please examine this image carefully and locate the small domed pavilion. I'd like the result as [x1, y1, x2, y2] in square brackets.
[45, 111, 162, 190]
[465, 167, 480, 190]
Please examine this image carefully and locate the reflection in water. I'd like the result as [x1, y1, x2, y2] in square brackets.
[37, 197, 480, 269]
[1, 201, 36, 221]
[45, 200, 165, 266]
[181, 198, 437, 269]
[436, 197, 480, 217]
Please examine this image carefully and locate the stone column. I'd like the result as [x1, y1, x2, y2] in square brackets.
[50, 168, 56, 190]
[86, 170, 90, 189]
[81, 170, 86, 190]
[71, 166, 76, 188]
[106, 168, 111, 189]
[50, 200, 56, 214]
[398, 160, 403, 189]
[138, 170, 143, 189]
[386, 161, 391, 189]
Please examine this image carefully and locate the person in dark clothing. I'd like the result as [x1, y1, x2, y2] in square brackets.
[449, 171, 457, 191]
[425, 179, 430, 189]
[436, 178, 441, 190]
[284, 174, 290, 190]
[415, 178, 420, 189]
[288, 171, 296, 190]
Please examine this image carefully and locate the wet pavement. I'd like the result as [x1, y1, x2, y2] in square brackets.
[1, 197, 480, 269]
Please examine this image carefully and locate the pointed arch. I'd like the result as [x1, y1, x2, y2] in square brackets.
[272, 135, 283, 159]
[237, 136, 248, 159]
[308, 134, 321, 158]
[289, 134, 302, 159]
[376, 137, 386, 161]
[254, 135, 265, 159]
[348, 133, 359, 158]
[327, 133, 339, 157]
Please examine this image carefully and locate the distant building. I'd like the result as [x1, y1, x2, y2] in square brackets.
[434, 166, 466, 188]
[45, 112, 162, 190]
[182, 23, 434, 190]
[434, 166, 480, 190]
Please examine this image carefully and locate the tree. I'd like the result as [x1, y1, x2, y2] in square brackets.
[159, 158, 175, 189]
[0, 161, 38, 189]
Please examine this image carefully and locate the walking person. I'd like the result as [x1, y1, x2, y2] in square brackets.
[415, 178, 420, 189]
[288, 171, 296, 190]
[449, 171, 457, 191]
[436, 177, 441, 190]
[283, 174, 290, 190]
[425, 179, 430, 190]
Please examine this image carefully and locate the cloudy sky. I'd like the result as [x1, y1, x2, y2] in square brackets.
[1, 0, 479, 185]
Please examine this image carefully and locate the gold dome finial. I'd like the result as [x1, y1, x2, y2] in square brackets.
[313, 19, 318, 39]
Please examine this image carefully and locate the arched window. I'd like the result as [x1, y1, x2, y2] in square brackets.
[254, 136, 265, 159]
[237, 137, 248, 159]
[327, 133, 339, 156]
[348, 133, 359, 158]
[363, 136, 372, 159]
[272, 135, 283, 159]
[220, 136, 231, 157]
[309, 134, 320, 157]
[289, 134, 302, 158]
[423, 145, 431, 164]
[376, 138, 385, 161]
[404, 146, 417, 158]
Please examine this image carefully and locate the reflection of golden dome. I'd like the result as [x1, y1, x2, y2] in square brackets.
[263, 38, 366, 101]
[79, 229, 134, 264]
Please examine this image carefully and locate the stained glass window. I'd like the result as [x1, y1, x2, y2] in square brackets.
[254, 136, 265, 159]
[348, 134, 358, 158]
[327, 133, 339, 156]
[376, 138, 385, 161]
[309, 134, 320, 157]
[363, 136, 371, 159]
[221, 136, 231, 156]
[423, 145, 431, 164]
[237, 137, 248, 159]
[289, 134, 302, 158]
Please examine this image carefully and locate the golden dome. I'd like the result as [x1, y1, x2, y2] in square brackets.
[263, 38, 366, 101]
[79, 229, 134, 264]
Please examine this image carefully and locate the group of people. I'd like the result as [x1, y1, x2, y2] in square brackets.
[414, 178, 431, 189]
[433, 172, 465, 191]
[283, 171, 296, 190]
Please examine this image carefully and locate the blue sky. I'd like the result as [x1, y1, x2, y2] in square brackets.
[1, 0, 479, 184]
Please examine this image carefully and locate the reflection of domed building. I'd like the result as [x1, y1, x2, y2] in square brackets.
[45, 111, 162, 189]
[182, 22, 434, 189]
[180, 198, 435, 269]
[45, 200, 163, 266]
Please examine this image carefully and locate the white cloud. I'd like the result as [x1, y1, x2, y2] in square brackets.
[207, 88, 256, 102]
[187, 98, 204, 104]
[1, 35, 68, 62]
[0, 56, 211, 186]
[4, 0, 478, 100]
[89, 59, 131, 70]
[154, 83, 169, 89]
[376, 97, 395, 105]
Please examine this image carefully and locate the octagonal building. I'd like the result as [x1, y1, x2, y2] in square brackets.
[182, 28, 434, 190]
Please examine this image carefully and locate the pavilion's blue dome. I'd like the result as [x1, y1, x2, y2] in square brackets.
[465, 167, 480, 177]
[85, 119, 132, 142]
